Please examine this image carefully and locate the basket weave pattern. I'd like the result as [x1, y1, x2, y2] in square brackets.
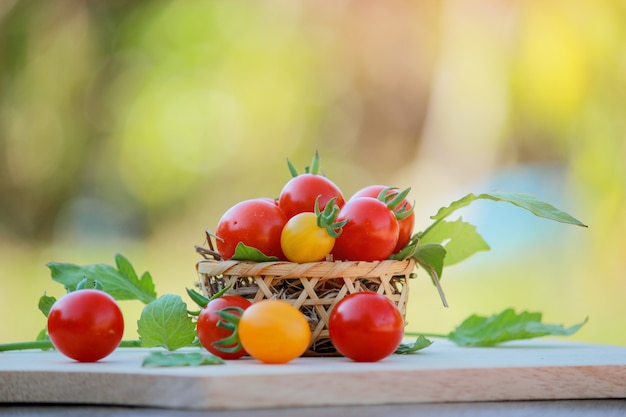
[196, 258, 415, 355]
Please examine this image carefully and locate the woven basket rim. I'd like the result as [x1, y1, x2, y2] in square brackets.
[196, 258, 416, 279]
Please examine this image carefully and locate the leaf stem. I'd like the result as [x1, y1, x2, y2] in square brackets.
[0, 340, 53, 352]
[418, 217, 444, 240]
[0, 339, 142, 352]
[404, 331, 449, 339]
[118, 339, 144, 348]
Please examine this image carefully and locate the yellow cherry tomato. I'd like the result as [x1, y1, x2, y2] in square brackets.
[238, 300, 311, 364]
[280, 212, 336, 263]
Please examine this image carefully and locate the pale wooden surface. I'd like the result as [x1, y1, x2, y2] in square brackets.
[2, 400, 626, 417]
[1, 340, 625, 411]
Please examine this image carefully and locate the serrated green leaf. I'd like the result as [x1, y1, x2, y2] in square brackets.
[431, 191, 587, 227]
[115, 254, 156, 300]
[115, 253, 139, 282]
[137, 294, 197, 351]
[38, 293, 56, 318]
[420, 218, 490, 266]
[139, 271, 156, 298]
[231, 242, 279, 262]
[141, 351, 224, 367]
[47, 256, 157, 304]
[395, 335, 433, 354]
[447, 308, 588, 347]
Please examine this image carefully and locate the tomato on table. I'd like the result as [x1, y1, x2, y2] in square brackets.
[197, 295, 252, 360]
[238, 300, 311, 364]
[328, 292, 404, 362]
[47, 289, 124, 362]
[215, 198, 288, 260]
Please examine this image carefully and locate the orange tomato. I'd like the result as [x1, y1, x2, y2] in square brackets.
[238, 300, 311, 364]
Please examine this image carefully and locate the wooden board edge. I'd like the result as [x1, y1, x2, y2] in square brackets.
[2, 364, 626, 410]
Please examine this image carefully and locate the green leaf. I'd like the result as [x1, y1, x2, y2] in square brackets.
[413, 244, 447, 279]
[137, 294, 197, 351]
[231, 242, 279, 262]
[75, 277, 103, 291]
[420, 218, 490, 266]
[36, 328, 49, 341]
[34, 329, 53, 351]
[38, 293, 57, 318]
[430, 191, 587, 227]
[447, 308, 588, 347]
[186, 287, 211, 309]
[395, 335, 433, 354]
[141, 351, 224, 367]
[115, 254, 156, 301]
[412, 244, 449, 307]
[46, 255, 157, 304]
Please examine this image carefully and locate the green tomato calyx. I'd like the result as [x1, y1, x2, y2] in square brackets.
[315, 196, 348, 239]
[377, 187, 415, 221]
[75, 277, 104, 292]
[286, 149, 323, 177]
[213, 306, 245, 354]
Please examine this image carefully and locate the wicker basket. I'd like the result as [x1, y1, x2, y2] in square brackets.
[195, 250, 415, 356]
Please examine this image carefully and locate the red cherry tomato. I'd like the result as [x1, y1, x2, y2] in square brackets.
[331, 197, 399, 261]
[216, 198, 288, 260]
[197, 295, 252, 360]
[328, 292, 404, 362]
[278, 174, 345, 219]
[47, 289, 124, 362]
[351, 185, 415, 253]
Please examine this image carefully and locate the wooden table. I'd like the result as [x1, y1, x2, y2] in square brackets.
[1, 339, 625, 415]
[2, 400, 626, 417]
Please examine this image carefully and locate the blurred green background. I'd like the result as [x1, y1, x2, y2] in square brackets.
[1, 0, 624, 346]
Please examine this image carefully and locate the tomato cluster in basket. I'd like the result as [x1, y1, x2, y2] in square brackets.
[214, 151, 415, 263]
[195, 152, 414, 364]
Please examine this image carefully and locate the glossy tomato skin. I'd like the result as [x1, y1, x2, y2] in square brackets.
[216, 198, 288, 260]
[280, 212, 335, 263]
[328, 292, 404, 362]
[331, 197, 399, 261]
[278, 174, 345, 219]
[47, 289, 124, 362]
[351, 185, 415, 253]
[197, 295, 252, 360]
[238, 300, 311, 364]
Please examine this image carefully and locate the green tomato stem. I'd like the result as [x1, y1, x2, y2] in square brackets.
[213, 306, 245, 353]
[386, 187, 410, 211]
[0, 340, 54, 352]
[186, 287, 211, 308]
[309, 149, 321, 175]
[404, 331, 448, 339]
[417, 217, 444, 240]
[286, 158, 299, 177]
[0, 339, 142, 352]
[76, 277, 104, 291]
[315, 196, 347, 239]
